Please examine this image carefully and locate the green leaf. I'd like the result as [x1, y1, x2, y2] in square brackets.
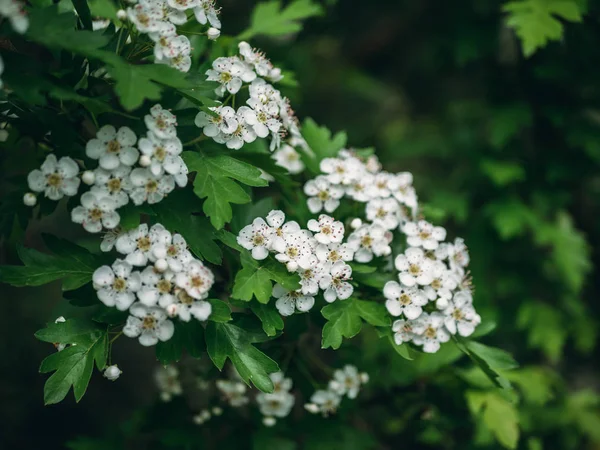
[321, 298, 389, 349]
[88, 0, 119, 21]
[0, 238, 104, 290]
[71, 0, 93, 30]
[207, 298, 232, 323]
[232, 254, 300, 304]
[299, 118, 347, 174]
[155, 321, 205, 364]
[455, 339, 518, 390]
[251, 302, 284, 336]
[504, 366, 556, 405]
[205, 321, 279, 392]
[184, 152, 268, 229]
[37, 319, 108, 404]
[503, 0, 583, 57]
[466, 390, 520, 449]
[238, 0, 323, 39]
[517, 301, 567, 362]
[480, 160, 525, 186]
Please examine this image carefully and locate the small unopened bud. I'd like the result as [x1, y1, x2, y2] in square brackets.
[81, 170, 95, 185]
[212, 406, 223, 416]
[103, 364, 122, 381]
[139, 155, 152, 167]
[263, 416, 276, 427]
[166, 303, 179, 317]
[360, 372, 369, 384]
[23, 193, 37, 207]
[304, 403, 319, 414]
[155, 258, 168, 272]
[435, 297, 449, 310]
[207, 27, 220, 40]
[116, 9, 127, 20]
[55, 316, 66, 323]
[350, 218, 362, 229]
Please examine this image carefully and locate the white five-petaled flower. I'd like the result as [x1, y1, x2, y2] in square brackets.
[366, 197, 402, 230]
[304, 175, 345, 214]
[437, 237, 470, 275]
[165, 289, 212, 322]
[137, 266, 176, 306]
[442, 290, 480, 337]
[411, 312, 451, 353]
[389, 172, 418, 209]
[115, 223, 170, 266]
[71, 191, 120, 233]
[27, 154, 80, 201]
[91, 165, 132, 208]
[86, 125, 139, 171]
[320, 156, 363, 185]
[305, 390, 341, 417]
[273, 284, 315, 316]
[129, 168, 175, 205]
[145, 104, 177, 140]
[237, 217, 274, 260]
[272, 230, 317, 272]
[195, 105, 238, 138]
[175, 259, 214, 299]
[93, 259, 142, 310]
[394, 247, 434, 287]
[307, 214, 345, 245]
[383, 280, 428, 319]
[256, 372, 295, 425]
[123, 302, 175, 346]
[315, 242, 354, 265]
[152, 233, 193, 272]
[126, 3, 164, 33]
[392, 319, 415, 345]
[138, 132, 184, 177]
[0, 0, 29, 33]
[367, 172, 393, 198]
[238, 105, 281, 139]
[320, 261, 353, 302]
[206, 56, 255, 96]
[272, 144, 304, 174]
[155, 365, 182, 401]
[194, 0, 221, 29]
[103, 364, 122, 381]
[347, 223, 392, 263]
[297, 264, 326, 295]
[216, 379, 249, 407]
[403, 220, 447, 250]
[328, 365, 366, 399]
[423, 260, 458, 302]
[215, 116, 257, 150]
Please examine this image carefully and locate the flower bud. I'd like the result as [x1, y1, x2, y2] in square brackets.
[207, 27, 220, 40]
[166, 303, 178, 317]
[103, 364, 122, 381]
[23, 192, 37, 207]
[139, 155, 152, 167]
[116, 9, 127, 20]
[155, 258, 168, 272]
[350, 218, 362, 229]
[55, 316, 66, 323]
[263, 416, 276, 427]
[304, 403, 319, 414]
[212, 406, 223, 416]
[436, 297, 449, 310]
[81, 170, 95, 185]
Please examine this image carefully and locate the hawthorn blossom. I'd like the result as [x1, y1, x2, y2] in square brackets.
[238, 105, 281, 139]
[320, 261, 353, 302]
[164, 289, 212, 322]
[138, 132, 184, 176]
[366, 197, 402, 230]
[216, 379, 249, 407]
[175, 259, 214, 299]
[347, 223, 392, 263]
[422, 260, 458, 302]
[273, 284, 315, 316]
[93, 260, 142, 310]
[394, 247, 434, 287]
[194, 0, 221, 29]
[155, 365, 182, 401]
[442, 291, 480, 337]
[145, 104, 177, 140]
[152, 233, 193, 272]
[103, 365, 122, 381]
[0, 0, 29, 33]
[320, 156, 363, 185]
[383, 280, 428, 319]
[273, 144, 304, 174]
[115, 223, 170, 266]
[403, 220, 447, 250]
[346, 175, 375, 202]
[389, 172, 418, 209]
[137, 266, 176, 306]
[237, 217, 274, 260]
[217, 118, 257, 150]
[206, 57, 255, 96]
[91, 165, 132, 207]
[247, 79, 281, 115]
[272, 230, 317, 271]
[315, 242, 354, 265]
[307, 214, 344, 245]
[392, 319, 415, 345]
[71, 191, 120, 233]
[27, 154, 80, 201]
[256, 372, 295, 426]
[304, 175, 345, 214]
[367, 172, 393, 198]
[304, 390, 341, 417]
[328, 365, 367, 399]
[123, 302, 175, 346]
[86, 125, 139, 171]
[129, 168, 175, 205]
[411, 312, 451, 353]
[297, 264, 326, 296]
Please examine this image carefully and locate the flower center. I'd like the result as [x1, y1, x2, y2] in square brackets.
[156, 117, 166, 130]
[191, 276, 204, 288]
[154, 146, 167, 161]
[452, 309, 463, 320]
[113, 277, 127, 292]
[376, 208, 387, 218]
[360, 236, 373, 248]
[47, 173, 63, 187]
[431, 279, 441, 290]
[107, 140, 121, 153]
[399, 293, 411, 305]
[286, 247, 299, 258]
[286, 152, 299, 162]
[138, 13, 150, 26]
[253, 235, 265, 246]
[424, 326, 437, 339]
[167, 245, 179, 257]
[329, 250, 340, 261]
[89, 208, 103, 221]
[257, 111, 268, 123]
[146, 179, 158, 193]
[408, 264, 421, 275]
[157, 279, 172, 293]
[107, 178, 121, 193]
[220, 72, 232, 83]
[317, 191, 329, 201]
[142, 316, 156, 329]
[419, 231, 431, 240]
[321, 225, 332, 235]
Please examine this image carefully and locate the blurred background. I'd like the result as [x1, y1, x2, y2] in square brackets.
[2, 0, 600, 448]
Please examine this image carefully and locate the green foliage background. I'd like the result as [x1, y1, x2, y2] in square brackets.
[1, 0, 600, 449]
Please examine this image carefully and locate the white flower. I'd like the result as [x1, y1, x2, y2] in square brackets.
[346, 174, 375, 202]
[367, 172, 393, 198]
[347, 224, 392, 263]
[27, 154, 80, 200]
[392, 319, 415, 345]
[159, 52, 192, 73]
[307, 214, 344, 245]
[115, 223, 170, 266]
[272, 230, 317, 271]
[320, 261, 353, 302]
[238, 41, 281, 82]
[442, 291, 480, 336]
[0, 0, 29, 33]
[238, 105, 281, 139]
[91, 165, 132, 208]
[207, 26, 220, 40]
[389, 172, 418, 209]
[366, 197, 402, 230]
[100, 228, 125, 252]
[273, 284, 315, 316]
[247, 79, 281, 115]
[71, 191, 120, 233]
[216, 379, 249, 407]
[218, 117, 257, 150]
[129, 168, 175, 205]
[103, 365, 122, 381]
[422, 260, 458, 302]
[297, 264, 325, 295]
[195, 105, 238, 137]
[123, 302, 175, 346]
[403, 220, 447, 250]
[315, 242, 354, 265]
[411, 312, 451, 353]
[194, 0, 221, 28]
[193, 410, 212, 425]
[383, 281, 428, 319]
[175, 259, 214, 299]
[137, 266, 176, 306]
[328, 365, 364, 399]
[23, 192, 36, 207]
[127, 4, 164, 33]
[256, 372, 295, 423]
[237, 217, 274, 260]
[437, 237, 470, 275]
[145, 104, 177, 139]
[86, 125, 139, 170]
[266, 210, 302, 249]
[304, 175, 344, 214]
[93, 259, 142, 310]
[152, 233, 193, 272]
[167, 0, 199, 11]
[305, 390, 340, 416]
[155, 365, 182, 401]
[320, 156, 363, 185]
[394, 247, 434, 287]
[206, 57, 255, 96]
[273, 144, 304, 174]
[165, 289, 212, 322]
[138, 131, 184, 176]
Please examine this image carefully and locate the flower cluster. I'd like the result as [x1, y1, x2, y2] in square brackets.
[92, 223, 214, 346]
[237, 210, 362, 316]
[155, 365, 183, 401]
[305, 365, 368, 417]
[0, 0, 28, 89]
[24, 104, 187, 232]
[256, 372, 295, 426]
[195, 42, 304, 153]
[126, 0, 221, 72]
